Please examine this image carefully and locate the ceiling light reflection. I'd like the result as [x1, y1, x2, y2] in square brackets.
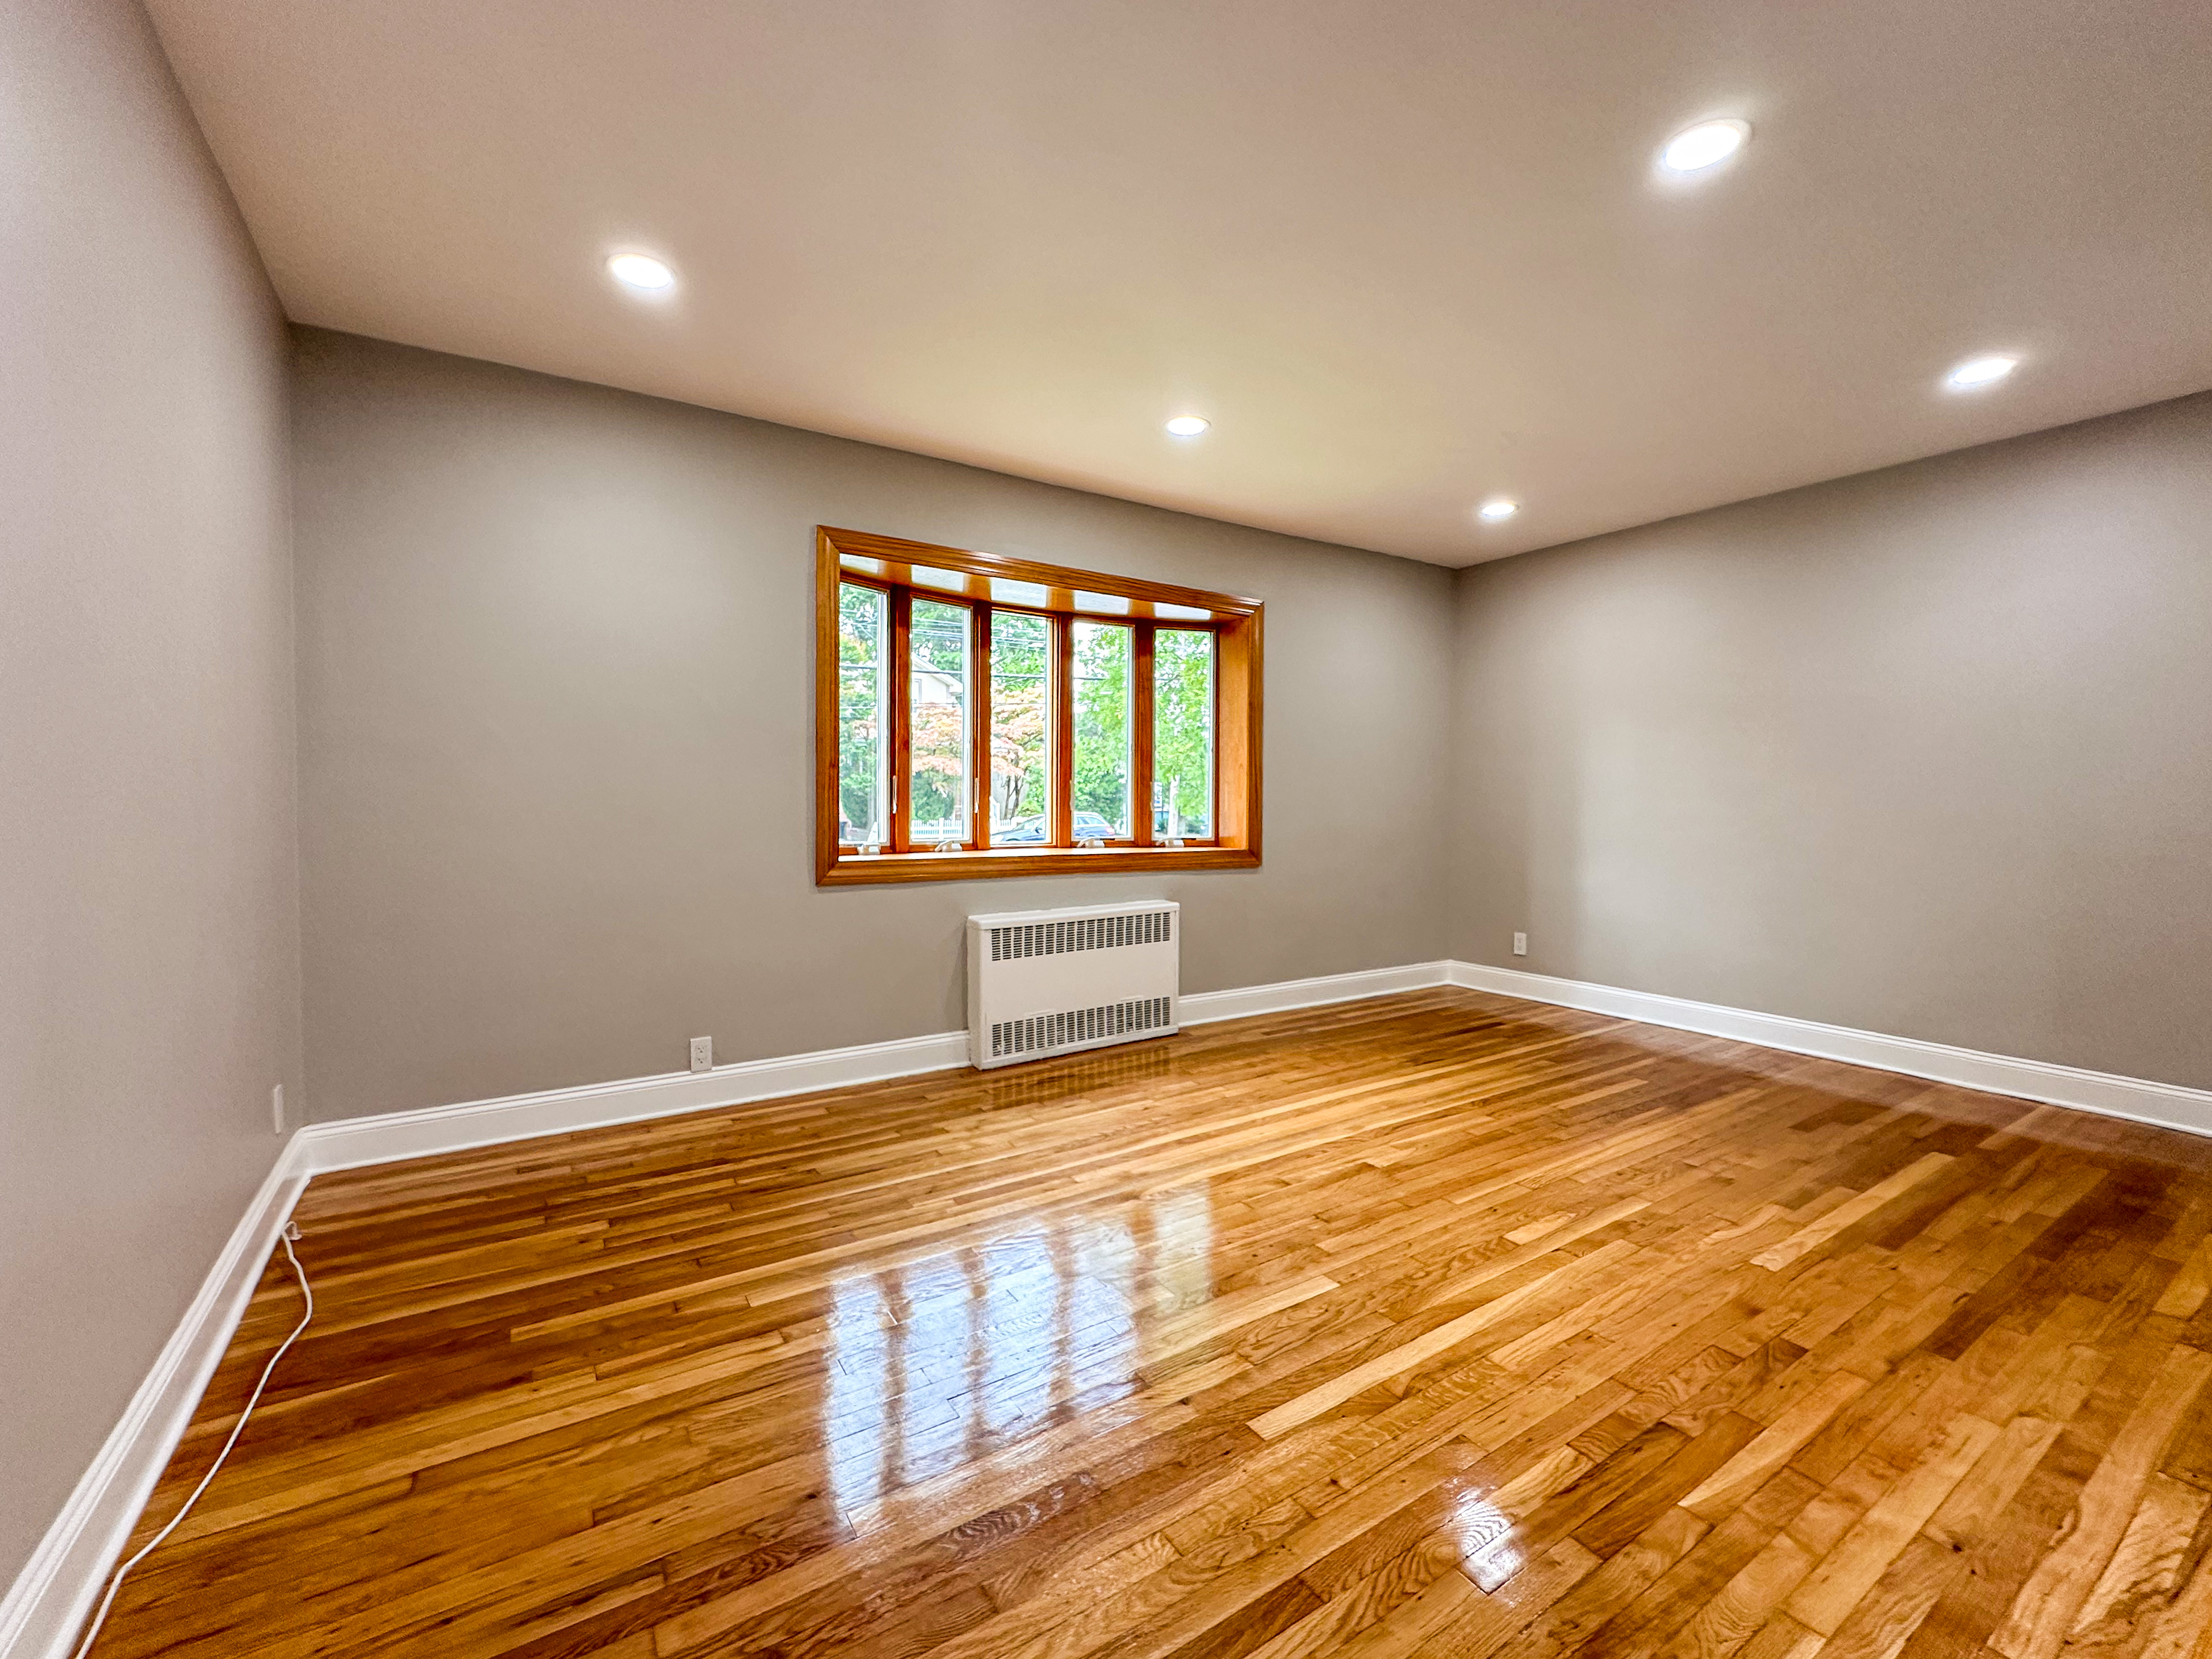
[1448, 1487, 1516, 1569]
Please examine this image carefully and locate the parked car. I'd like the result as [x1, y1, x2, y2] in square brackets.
[994, 812, 1121, 843]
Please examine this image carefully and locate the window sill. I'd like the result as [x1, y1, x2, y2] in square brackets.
[817, 844, 1261, 886]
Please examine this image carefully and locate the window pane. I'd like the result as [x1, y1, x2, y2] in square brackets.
[989, 612, 1052, 845]
[1072, 620, 1132, 839]
[837, 582, 888, 845]
[908, 598, 972, 845]
[1153, 629, 1215, 839]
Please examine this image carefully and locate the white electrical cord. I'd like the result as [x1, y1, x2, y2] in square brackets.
[70, 1224, 315, 1659]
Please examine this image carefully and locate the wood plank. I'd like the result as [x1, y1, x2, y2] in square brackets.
[1992, 1345, 2212, 1659]
[1785, 1413, 2000, 1633]
[1683, 1371, 1876, 1523]
[76, 988, 2212, 1659]
[1753, 1154, 1960, 1272]
[1249, 1240, 1642, 1440]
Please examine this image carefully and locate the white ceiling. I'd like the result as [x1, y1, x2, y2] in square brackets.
[146, 0, 2212, 566]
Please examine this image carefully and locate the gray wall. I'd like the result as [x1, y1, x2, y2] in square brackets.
[1450, 391, 2212, 1090]
[6, 0, 2206, 1607]
[290, 329, 1455, 1121]
[0, 0, 300, 1585]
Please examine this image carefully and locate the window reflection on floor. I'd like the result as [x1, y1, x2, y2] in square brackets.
[823, 1188, 1213, 1526]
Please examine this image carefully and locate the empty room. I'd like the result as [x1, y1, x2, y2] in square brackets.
[7, 1, 2212, 1656]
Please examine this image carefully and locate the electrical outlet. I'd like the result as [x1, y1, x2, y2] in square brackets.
[271, 1083, 286, 1135]
[689, 1036, 713, 1073]
[1512, 932, 1528, 956]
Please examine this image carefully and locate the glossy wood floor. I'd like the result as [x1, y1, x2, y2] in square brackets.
[93, 988, 2212, 1659]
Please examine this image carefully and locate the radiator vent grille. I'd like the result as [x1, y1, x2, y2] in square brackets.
[990, 996, 1174, 1059]
[989, 909, 1172, 962]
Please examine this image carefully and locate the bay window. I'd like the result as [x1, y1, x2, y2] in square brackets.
[816, 526, 1262, 884]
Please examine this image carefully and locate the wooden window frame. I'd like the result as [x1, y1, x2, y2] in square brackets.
[816, 526, 1262, 885]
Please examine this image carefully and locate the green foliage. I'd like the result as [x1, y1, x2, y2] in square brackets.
[989, 613, 1050, 833]
[1152, 629, 1214, 837]
[908, 599, 969, 840]
[1072, 622, 1131, 833]
[837, 584, 885, 839]
[839, 587, 1216, 849]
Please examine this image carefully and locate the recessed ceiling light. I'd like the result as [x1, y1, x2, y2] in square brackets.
[1942, 353, 2019, 392]
[607, 253, 676, 292]
[1658, 119, 1750, 174]
[1165, 415, 1210, 437]
[1477, 499, 1520, 523]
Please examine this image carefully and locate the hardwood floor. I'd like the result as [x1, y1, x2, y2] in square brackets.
[87, 988, 2212, 1659]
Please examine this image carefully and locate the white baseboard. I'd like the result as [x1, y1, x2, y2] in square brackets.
[1179, 960, 1450, 1026]
[0, 1150, 312, 1659]
[299, 962, 1463, 1175]
[293, 1029, 974, 1175]
[1448, 960, 2212, 1139]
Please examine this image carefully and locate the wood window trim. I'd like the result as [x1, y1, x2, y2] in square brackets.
[816, 525, 1263, 886]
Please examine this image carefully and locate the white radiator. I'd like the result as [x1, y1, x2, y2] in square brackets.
[967, 900, 1181, 1069]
